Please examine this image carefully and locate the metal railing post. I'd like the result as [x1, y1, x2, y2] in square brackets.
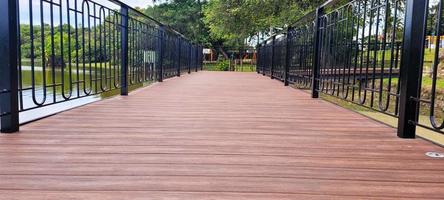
[177, 38, 181, 77]
[195, 46, 199, 72]
[270, 36, 276, 79]
[284, 27, 291, 86]
[157, 26, 165, 82]
[256, 46, 260, 74]
[188, 44, 192, 74]
[261, 44, 266, 76]
[397, 0, 427, 139]
[0, 0, 19, 133]
[200, 46, 203, 71]
[311, 6, 324, 98]
[120, 5, 129, 95]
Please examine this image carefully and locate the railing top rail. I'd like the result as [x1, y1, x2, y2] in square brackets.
[319, 0, 345, 9]
[289, 10, 316, 27]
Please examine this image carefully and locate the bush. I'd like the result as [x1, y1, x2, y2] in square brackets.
[216, 60, 229, 71]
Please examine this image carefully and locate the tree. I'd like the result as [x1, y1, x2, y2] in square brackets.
[203, 0, 322, 54]
[140, 0, 323, 58]
[44, 30, 75, 67]
[143, 0, 209, 44]
[20, 24, 51, 60]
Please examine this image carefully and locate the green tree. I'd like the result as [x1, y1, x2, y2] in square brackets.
[203, 0, 322, 55]
[143, 0, 209, 44]
[141, 0, 322, 58]
[44, 30, 75, 67]
[20, 24, 50, 60]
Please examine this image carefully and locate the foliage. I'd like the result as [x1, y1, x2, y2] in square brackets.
[19, 24, 49, 60]
[20, 23, 115, 67]
[143, 0, 210, 45]
[44, 31, 75, 67]
[144, 0, 323, 54]
[203, 0, 323, 49]
[216, 59, 230, 71]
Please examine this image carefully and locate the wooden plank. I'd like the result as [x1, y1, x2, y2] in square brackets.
[1, 153, 443, 170]
[0, 72, 443, 199]
[0, 144, 437, 159]
[0, 191, 427, 200]
[0, 163, 442, 182]
[0, 175, 443, 199]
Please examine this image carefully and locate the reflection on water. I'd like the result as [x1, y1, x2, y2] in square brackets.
[19, 66, 147, 124]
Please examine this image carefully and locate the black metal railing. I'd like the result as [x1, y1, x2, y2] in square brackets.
[257, 0, 444, 138]
[0, 0, 203, 133]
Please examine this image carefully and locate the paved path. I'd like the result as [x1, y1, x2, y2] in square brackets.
[0, 72, 443, 199]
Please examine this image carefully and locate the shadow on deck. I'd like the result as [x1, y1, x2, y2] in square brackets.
[0, 72, 443, 199]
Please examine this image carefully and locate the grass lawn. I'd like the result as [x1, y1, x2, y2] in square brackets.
[203, 63, 256, 72]
[420, 76, 444, 88]
[203, 63, 222, 71]
[375, 49, 434, 64]
[233, 64, 256, 72]
[384, 76, 444, 88]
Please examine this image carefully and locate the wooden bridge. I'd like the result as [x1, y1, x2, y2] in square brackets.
[0, 72, 443, 199]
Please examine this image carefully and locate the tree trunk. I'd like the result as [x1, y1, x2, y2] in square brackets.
[218, 47, 229, 59]
[46, 55, 66, 68]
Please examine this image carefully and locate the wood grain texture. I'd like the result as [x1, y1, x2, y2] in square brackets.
[0, 72, 443, 199]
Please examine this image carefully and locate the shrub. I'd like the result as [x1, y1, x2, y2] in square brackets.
[216, 60, 229, 71]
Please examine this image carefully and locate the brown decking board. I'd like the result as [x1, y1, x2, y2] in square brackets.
[0, 71, 443, 199]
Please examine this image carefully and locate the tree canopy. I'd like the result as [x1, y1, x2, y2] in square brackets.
[204, 0, 322, 47]
[141, 0, 322, 54]
[143, 0, 209, 45]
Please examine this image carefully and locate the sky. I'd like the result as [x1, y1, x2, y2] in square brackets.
[18, 0, 156, 24]
[119, 0, 154, 8]
[18, 0, 155, 8]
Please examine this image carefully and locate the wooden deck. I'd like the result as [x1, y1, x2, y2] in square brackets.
[0, 72, 443, 199]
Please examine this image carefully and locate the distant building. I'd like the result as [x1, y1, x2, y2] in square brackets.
[426, 36, 444, 49]
[203, 48, 217, 62]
